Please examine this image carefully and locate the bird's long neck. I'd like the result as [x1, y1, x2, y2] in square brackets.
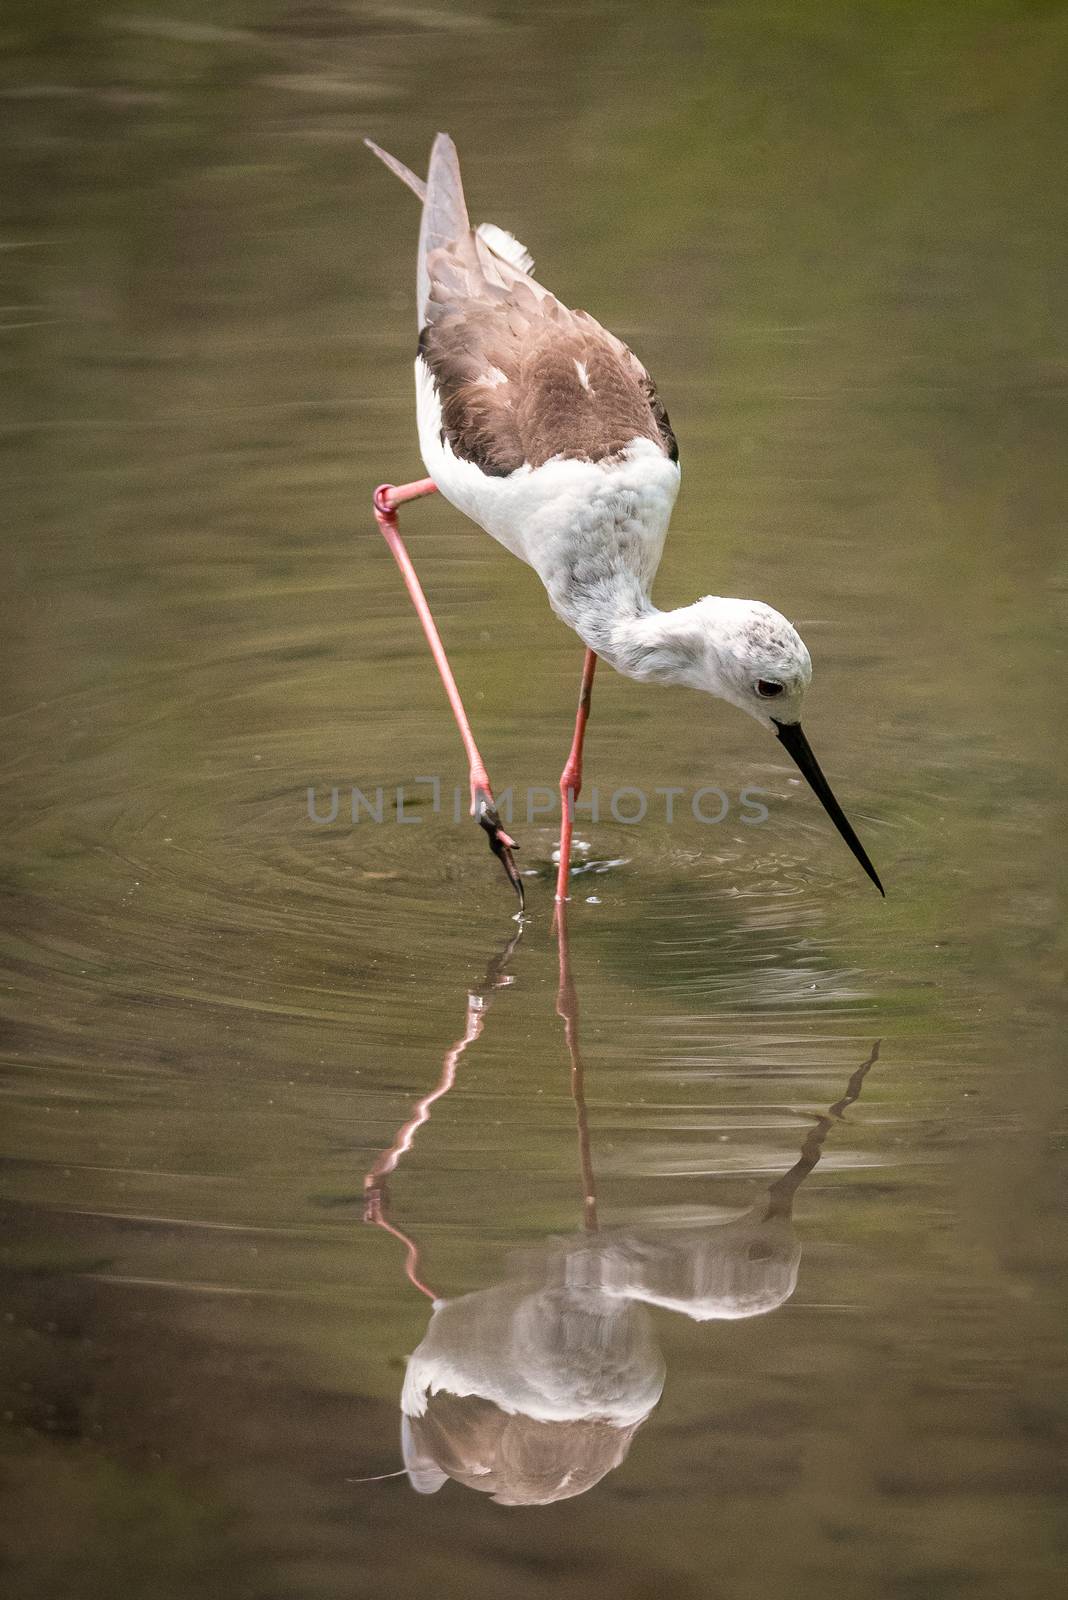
[546, 565, 704, 687]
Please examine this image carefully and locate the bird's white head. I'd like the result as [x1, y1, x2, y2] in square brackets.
[683, 597, 812, 728]
[642, 595, 882, 895]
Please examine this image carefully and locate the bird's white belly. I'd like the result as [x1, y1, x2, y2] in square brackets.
[414, 356, 680, 594]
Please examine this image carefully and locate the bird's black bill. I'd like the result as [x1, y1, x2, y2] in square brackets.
[773, 721, 884, 896]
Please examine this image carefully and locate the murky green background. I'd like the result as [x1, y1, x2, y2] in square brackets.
[1, 2, 1065, 1596]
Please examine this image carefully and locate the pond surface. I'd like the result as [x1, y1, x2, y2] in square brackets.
[1, 4, 1065, 1598]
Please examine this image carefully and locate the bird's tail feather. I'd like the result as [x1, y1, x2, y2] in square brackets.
[416, 133, 471, 324]
[418, 132, 470, 254]
[365, 132, 472, 326]
[363, 138, 427, 203]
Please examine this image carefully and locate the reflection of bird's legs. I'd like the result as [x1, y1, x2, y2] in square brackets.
[764, 1040, 882, 1219]
[826, 1040, 882, 1121]
[554, 900, 598, 1232]
[363, 927, 524, 1298]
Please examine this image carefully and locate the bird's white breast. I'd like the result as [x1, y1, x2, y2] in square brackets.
[414, 356, 681, 595]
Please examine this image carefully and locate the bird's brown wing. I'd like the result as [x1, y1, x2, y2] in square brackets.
[420, 243, 678, 478]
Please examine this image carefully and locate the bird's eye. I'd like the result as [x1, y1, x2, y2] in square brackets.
[756, 679, 784, 698]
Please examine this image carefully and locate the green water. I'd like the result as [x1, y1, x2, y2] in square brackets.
[1, 2, 1065, 1596]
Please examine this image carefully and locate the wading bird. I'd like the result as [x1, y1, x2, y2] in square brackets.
[366, 134, 884, 909]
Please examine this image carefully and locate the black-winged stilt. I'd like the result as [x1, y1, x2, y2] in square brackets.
[366, 134, 883, 909]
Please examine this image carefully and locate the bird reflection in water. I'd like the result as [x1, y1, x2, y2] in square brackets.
[364, 912, 879, 1504]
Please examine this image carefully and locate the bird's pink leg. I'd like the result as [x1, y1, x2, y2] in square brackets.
[554, 648, 598, 908]
[373, 482, 523, 908]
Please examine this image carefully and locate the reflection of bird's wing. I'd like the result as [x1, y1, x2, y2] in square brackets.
[400, 1414, 448, 1496]
[404, 1394, 644, 1506]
